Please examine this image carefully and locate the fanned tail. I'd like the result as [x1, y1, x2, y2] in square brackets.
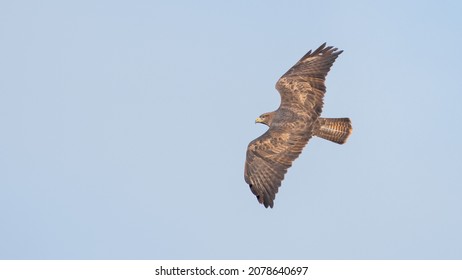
[314, 117, 352, 144]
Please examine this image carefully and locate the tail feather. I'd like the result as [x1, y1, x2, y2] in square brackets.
[314, 117, 352, 144]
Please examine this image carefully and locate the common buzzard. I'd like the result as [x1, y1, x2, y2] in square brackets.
[244, 43, 352, 208]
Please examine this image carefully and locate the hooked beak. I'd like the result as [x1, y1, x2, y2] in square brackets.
[255, 117, 263, 124]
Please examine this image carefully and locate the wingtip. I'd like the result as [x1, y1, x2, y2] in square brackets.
[253, 189, 274, 208]
[314, 42, 327, 54]
[263, 200, 274, 209]
[317, 42, 343, 56]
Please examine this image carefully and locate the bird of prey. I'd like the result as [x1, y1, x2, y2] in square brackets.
[244, 43, 352, 208]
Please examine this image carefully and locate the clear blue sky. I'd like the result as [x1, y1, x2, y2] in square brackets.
[1, 0, 461, 259]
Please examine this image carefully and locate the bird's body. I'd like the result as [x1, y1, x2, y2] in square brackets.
[244, 43, 352, 208]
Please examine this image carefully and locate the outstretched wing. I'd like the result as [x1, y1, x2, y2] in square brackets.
[245, 129, 311, 208]
[244, 43, 343, 208]
[276, 43, 343, 119]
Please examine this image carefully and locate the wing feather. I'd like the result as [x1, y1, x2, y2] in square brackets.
[276, 43, 343, 117]
[245, 129, 310, 208]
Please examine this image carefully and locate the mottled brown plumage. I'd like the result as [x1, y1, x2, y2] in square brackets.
[244, 43, 352, 208]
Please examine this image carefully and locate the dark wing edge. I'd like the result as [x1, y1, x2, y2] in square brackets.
[244, 129, 311, 208]
[280, 43, 343, 79]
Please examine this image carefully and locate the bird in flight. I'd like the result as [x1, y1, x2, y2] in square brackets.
[244, 43, 352, 208]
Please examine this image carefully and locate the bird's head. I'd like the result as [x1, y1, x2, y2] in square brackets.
[255, 112, 275, 127]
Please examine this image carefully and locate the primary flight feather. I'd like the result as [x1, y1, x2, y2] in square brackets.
[244, 43, 352, 208]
